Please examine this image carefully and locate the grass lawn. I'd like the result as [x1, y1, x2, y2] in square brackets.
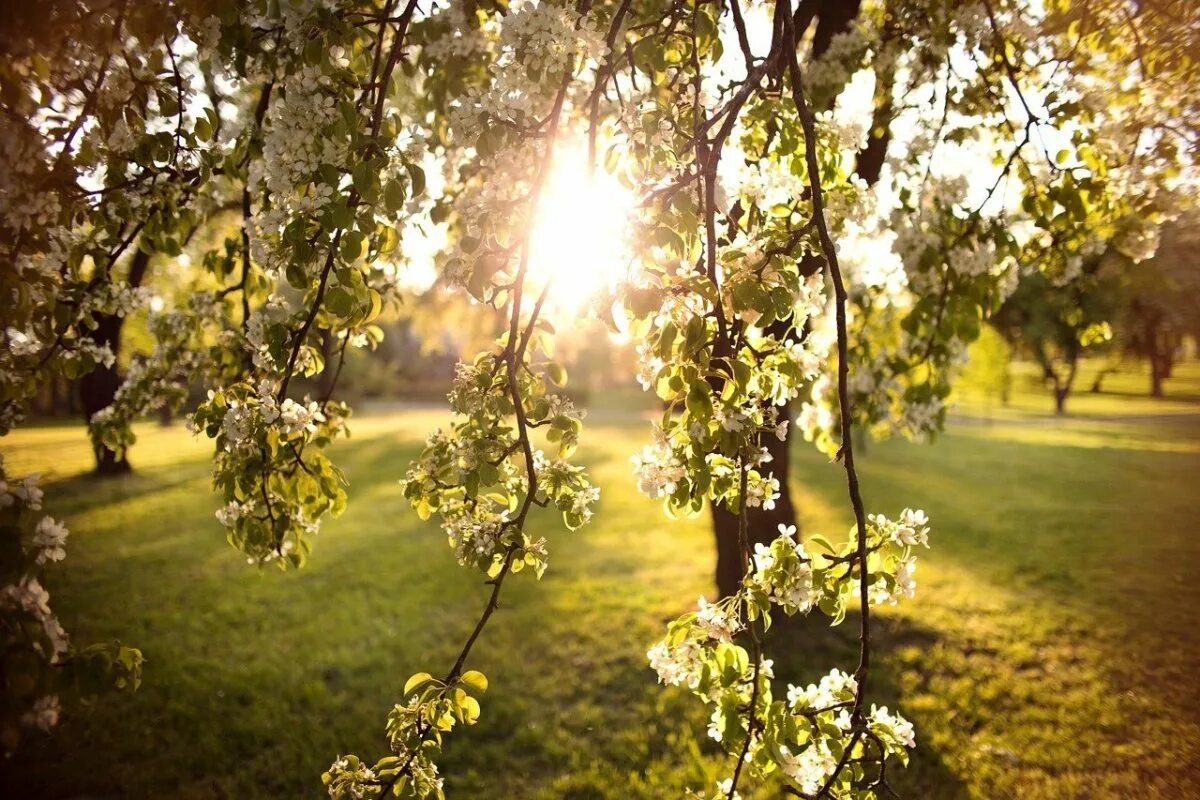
[2, 366, 1199, 799]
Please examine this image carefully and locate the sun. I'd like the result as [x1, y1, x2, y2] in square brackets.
[526, 142, 635, 317]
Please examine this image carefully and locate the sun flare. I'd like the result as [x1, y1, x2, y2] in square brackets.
[526, 143, 635, 316]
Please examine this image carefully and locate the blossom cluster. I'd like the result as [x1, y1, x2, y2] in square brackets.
[448, 2, 606, 140]
[840, 509, 930, 607]
[89, 297, 222, 463]
[325, 669, 488, 800]
[804, 26, 870, 102]
[0, 458, 142, 752]
[191, 379, 350, 568]
[647, 513, 928, 797]
[619, 244, 829, 516]
[748, 524, 815, 615]
[401, 351, 597, 580]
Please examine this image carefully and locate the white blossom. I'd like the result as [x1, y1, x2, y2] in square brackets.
[32, 516, 69, 564]
[631, 439, 686, 499]
[777, 741, 839, 796]
[750, 524, 815, 614]
[20, 695, 61, 732]
[695, 596, 740, 643]
[869, 704, 916, 750]
[647, 637, 704, 690]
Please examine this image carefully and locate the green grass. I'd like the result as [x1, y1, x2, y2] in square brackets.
[2, 371, 1199, 799]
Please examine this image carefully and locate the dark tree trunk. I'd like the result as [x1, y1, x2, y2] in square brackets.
[319, 329, 338, 398]
[1162, 334, 1177, 379]
[712, 400, 797, 598]
[810, 0, 863, 57]
[1145, 317, 1168, 398]
[1041, 344, 1077, 416]
[79, 249, 151, 476]
[1090, 365, 1117, 393]
[1150, 353, 1167, 397]
[79, 314, 133, 475]
[1053, 350, 1078, 416]
[706, 0, 883, 599]
[1053, 386, 1069, 415]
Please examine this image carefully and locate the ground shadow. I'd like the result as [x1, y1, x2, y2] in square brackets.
[765, 612, 968, 799]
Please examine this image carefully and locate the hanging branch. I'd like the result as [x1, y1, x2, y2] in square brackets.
[725, 460, 764, 800]
[781, 6, 874, 796]
[370, 58, 579, 800]
[277, 0, 420, 403]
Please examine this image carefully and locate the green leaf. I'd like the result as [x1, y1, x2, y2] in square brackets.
[329, 201, 354, 230]
[686, 382, 713, 421]
[461, 695, 481, 724]
[325, 287, 354, 317]
[406, 163, 426, 197]
[378, 224, 399, 255]
[384, 179, 407, 214]
[339, 231, 366, 262]
[459, 670, 488, 693]
[404, 672, 434, 694]
[807, 534, 837, 553]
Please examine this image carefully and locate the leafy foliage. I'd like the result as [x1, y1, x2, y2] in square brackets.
[0, 0, 1195, 797]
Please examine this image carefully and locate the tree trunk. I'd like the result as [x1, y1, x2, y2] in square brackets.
[1053, 349, 1079, 415]
[1145, 317, 1167, 398]
[810, 0, 863, 60]
[79, 314, 133, 476]
[711, 401, 796, 598]
[1150, 353, 1166, 397]
[1090, 363, 1118, 394]
[319, 328, 338, 399]
[80, 249, 150, 476]
[706, 0, 881, 599]
[1163, 334, 1177, 379]
[1053, 386, 1069, 415]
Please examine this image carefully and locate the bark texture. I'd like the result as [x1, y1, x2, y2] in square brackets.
[710, 0, 888, 596]
[79, 248, 150, 475]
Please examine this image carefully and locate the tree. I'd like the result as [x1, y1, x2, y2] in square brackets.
[1, 0, 1195, 798]
[994, 258, 1121, 414]
[77, 248, 151, 475]
[1119, 212, 1200, 397]
[959, 322, 1012, 411]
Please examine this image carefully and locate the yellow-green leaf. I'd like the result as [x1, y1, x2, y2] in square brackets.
[404, 671, 433, 695]
[460, 669, 488, 693]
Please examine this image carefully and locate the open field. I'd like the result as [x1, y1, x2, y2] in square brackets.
[2, 366, 1199, 799]
[952, 358, 1200, 419]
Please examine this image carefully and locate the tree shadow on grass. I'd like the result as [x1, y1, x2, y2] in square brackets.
[35, 430, 427, 523]
[39, 455, 213, 514]
[451, 607, 967, 798]
[1090, 387, 1200, 404]
[791, 424, 1200, 798]
[792, 425, 1200, 645]
[765, 612, 967, 800]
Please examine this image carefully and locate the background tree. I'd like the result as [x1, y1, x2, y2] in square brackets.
[1119, 212, 1200, 397]
[994, 257, 1122, 414]
[959, 323, 1013, 411]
